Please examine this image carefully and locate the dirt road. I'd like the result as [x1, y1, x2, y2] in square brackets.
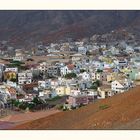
[0, 109, 60, 129]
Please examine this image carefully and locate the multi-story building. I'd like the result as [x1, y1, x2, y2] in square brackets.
[47, 66, 60, 78]
[78, 47, 87, 55]
[38, 80, 51, 89]
[18, 71, 33, 85]
[92, 72, 107, 81]
[111, 79, 133, 94]
[5, 67, 18, 73]
[37, 62, 47, 73]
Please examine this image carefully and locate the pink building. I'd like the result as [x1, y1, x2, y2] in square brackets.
[66, 95, 94, 108]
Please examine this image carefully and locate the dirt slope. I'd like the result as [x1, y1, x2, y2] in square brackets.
[13, 86, 140, 130]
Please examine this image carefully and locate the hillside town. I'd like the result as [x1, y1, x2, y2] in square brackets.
[0, 35, 140, 115]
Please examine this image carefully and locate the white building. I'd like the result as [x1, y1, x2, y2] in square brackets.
[60, 66, 72, 76]
[39, 89, 57, 99]
[79, 72, 90, 81]
[37, 62, 47, 72]
[15, 49, 23, 57]
[92, 61, 104, 70]
[111, 79, 133, 93]
[5, 67, 18, 73]
[70, 89, 81, 96]
[18, 71, 33, 85]
[38, 80, 51, 89]
[125, 46, 134, 54]
[114, 59, 128, 69]
[110, 47, 119, 55]
[13, 56, 24, 61]
[78, 47, 87, 55]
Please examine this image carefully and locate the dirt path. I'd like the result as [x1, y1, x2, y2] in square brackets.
[0, 109, 60, 129]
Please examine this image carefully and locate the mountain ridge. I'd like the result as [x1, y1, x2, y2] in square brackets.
[0, 10, 139, 45]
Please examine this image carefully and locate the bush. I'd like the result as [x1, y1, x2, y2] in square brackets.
[71, 106, 76, 110]
[46, 96, 62, 101]
[10, 78, 17, 82]
[32, 97, 44, 105]
[64, 73, 77, 79]
[94, 80, 101, 87]
[80, 69, 86, 73]
[97, 69, 103, 73]
[89, 85, 98, 90]
[63, 108, 67, 111]
[56, 104, 64, 110]
[19, 102, 28, 110]
[11, 99, 20, 107]
[89, 80, 101, 89]
[99, 104, 110, 110]
[28, 103, 35, 110]
[79, 104, 85, 108]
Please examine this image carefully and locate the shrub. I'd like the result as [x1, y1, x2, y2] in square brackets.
[28, 103, 35, 110]
[63, 108, 67, 111]
[32, 97, 44, 105]
[11, 99, 20, 107]
[71, 106, 76, 110]
[46, 96, 62, 101]
[99, 104, 110, 110]
[64, 73, 77, 79]
[89, 85, 98, 90]
[56, 104, 63, 110]
[19, 102, 28, 110]
[10, 78, 17, 82]
[80, 69, 86, 73]
[94, 80, 101, 87]
[97, 69, 103, 73]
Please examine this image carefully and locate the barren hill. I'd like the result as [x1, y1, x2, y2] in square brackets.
[13, 86, 140, 130]
[0, 10, 140, 45]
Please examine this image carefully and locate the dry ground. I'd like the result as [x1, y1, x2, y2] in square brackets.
[12, 86, 140, 130]
[0, 109, 60, 129]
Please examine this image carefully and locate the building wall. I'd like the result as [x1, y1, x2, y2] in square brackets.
[56, 86, 65, 96]
[56, 86, 71, 96]
[18, 72, 32, 85]
[4, 72, 16, 81]
[111, 81, 125, 93]
[107, 74, 115, 82]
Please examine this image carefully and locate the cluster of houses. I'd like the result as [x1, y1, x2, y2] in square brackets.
[0, 39, 140, 110]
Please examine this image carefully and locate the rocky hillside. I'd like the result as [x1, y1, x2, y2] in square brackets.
[13, 86, 140, 130]
[0, 10, 139, 45]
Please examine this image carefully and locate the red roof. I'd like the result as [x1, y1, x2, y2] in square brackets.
[8, 87, 16, 95]
[67, 64, 75, 70]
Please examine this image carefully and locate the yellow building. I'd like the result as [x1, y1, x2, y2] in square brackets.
[120, 68, 131, 73]
[102, 57, 113, 64]
[98, 86, 113, 99]
[4, 71, 17, 81]
[56, 86, 71, 96]
[107, 73, 115, 82]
